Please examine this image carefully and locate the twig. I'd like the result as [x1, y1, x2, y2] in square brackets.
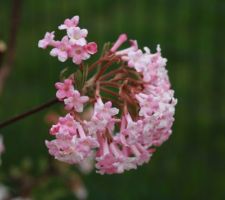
[0, 98, 59, 130]
[0, 0, 23, 94]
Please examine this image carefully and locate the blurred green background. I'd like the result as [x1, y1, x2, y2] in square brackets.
[0, 0, 225, 199]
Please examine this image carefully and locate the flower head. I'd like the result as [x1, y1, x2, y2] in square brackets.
[43, 15, 177, 174]
[38, 15, 97, 64]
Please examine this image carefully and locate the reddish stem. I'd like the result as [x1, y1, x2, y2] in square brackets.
[99, 68, 125, 81]
[94, 57, 120, 82]
[99, 81, 120, 88]
[100, 87, 120, 97]
[88, 52, 112, 73]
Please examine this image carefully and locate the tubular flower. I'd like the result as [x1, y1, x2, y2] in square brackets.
[40, 16, 177, 174]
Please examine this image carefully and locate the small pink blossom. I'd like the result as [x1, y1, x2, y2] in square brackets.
[46, 125, 99, 164]
[67, 27, 88, 46]
[50, 113, 79, 139]
[64, 90, 89, 112]
[115, 39, 138, 56]
[85, 42, 98, 55]
[85, 98, 119, 134]
[120, 114, 143, 146]
[38, 32, 55, 49]
[45, 139, 84, 164]
[70, 45, 90, 65]
[50, 36, 71, 62]
[58, 16, 80, 30]
[55, 78, 74, 100]
[110, 33, 127, 52]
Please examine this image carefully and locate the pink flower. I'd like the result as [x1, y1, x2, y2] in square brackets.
[55, 78, 74, 100]
[110, 33, 127, 52]
[84, 98, 119, 134]
[85, 42, 98, 54]
[50, 36, 71, 62]
[45, 139, 84, 164]
[64, 90, 89, 112]
[135, 92, 159, 117]
[46, 121, 99, 164]
[39, 15, 97, 65]
[50, 113, 79, 139]
[120, 114, 143, 146]
[115, 39, 138, 56]
[95, 138, 137, 174]
[130, 143, 151, 166]
[70, 45, 90, 65]
[67, 27, 88, 46]
[58, 16, 80, 30]
[38, 32, 55, 49]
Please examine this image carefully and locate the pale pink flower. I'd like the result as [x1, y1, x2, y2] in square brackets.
[64, 90, 89, 112]
[67, 27, 88, 46]
[120, 114, 143, 146]
[130, 143, 151, 166]
[58, 15, 80, 30]
[45, 139, 84, 164]
[110, 33, 127, 52]
[109, 142, 137, 173]
[50, 113, 79, 139]
[70, 45, 90, 65]
[96, 137, 137, 174]
[115, 39, 138, 56]
[46, 122, 98, 164]
[135, 92, 159, 117]
[85, 98, 119, 134]
[55, 78, 74, 100]
[50, 36, 71, 62]
[38, 32, 55, 49]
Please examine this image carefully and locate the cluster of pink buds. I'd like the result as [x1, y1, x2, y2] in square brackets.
[38, 16, 97, 64]
[40, 16, 177, 174]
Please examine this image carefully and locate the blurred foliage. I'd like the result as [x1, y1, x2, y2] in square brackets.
[0, 0, 225, 199]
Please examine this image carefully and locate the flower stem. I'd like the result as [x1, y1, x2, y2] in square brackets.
[0, 98, 59, 130]
[94, 56, 120, 82]
[99, 68, 125, 81]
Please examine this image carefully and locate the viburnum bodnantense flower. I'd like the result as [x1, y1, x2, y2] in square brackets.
[39, 15, 177, 174]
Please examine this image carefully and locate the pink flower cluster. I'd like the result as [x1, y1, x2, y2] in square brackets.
[43, 16, 177, 175]
[38, 16, 97, 64]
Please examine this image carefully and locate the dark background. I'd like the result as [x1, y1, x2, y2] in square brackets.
[0, 0, 225, 199]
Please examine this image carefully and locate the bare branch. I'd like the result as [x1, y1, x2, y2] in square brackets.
[0, 0, 23, 94]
